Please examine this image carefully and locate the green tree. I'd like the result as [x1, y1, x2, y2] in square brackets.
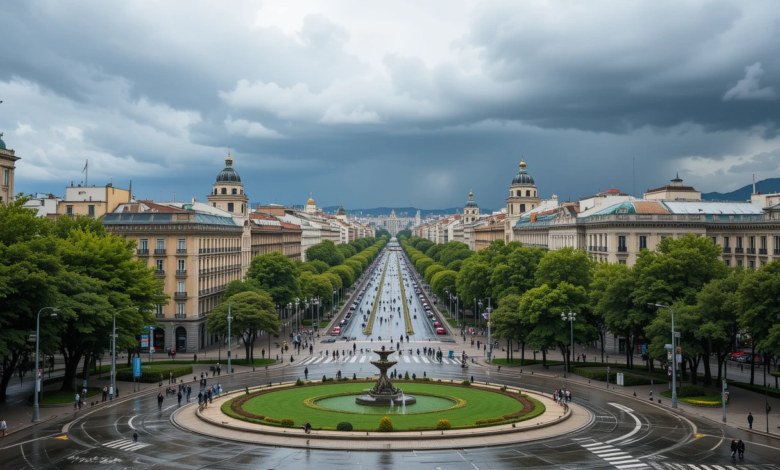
[303, 259, 330, 274]
[305, 240, 345, 267]
[446, 259, 464, 272]
[490, 246, 546, 300]
[589, 262, 639, 365]
[431, 270, 458, 299]
[0, 198, 61, 402]
[416, 240, 434, 253]
[328, 265, 355, 289]
[246, 251, 301, 306]
[738, 262, 780, 384]
[456, 258, 492, 312]
[397, 229, 412, 239]
[489, 294, 530, 364]
[223, 278, 265, 300]
[344, 259, 363, 279]
[424, 264, 445, 284]
[535, 247, 593, 289]
[415, 257, 435, 274]
[208, 291, 280, 361]
[337, 244, 357, 259]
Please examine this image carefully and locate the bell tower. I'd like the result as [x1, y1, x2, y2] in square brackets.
[207, 151, 249, 216]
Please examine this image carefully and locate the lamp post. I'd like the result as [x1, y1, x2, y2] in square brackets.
[314, 297, 320, 337]
[650, 303, 677, 409]
[227, 303, 232, 374]
[561, 308, 577, 374]
[333, 289, 337, 319]
[111, 307, 138, 400]
[32, 307, 58, 422]
[445, 289, 450, 319]
[295, 297, 300, 341]
[485, 298, 493, 363]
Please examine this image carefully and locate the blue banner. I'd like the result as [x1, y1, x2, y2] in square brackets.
[133, 357, 142, 377]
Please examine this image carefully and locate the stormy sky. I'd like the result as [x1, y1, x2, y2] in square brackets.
[1, 0, 779, 211]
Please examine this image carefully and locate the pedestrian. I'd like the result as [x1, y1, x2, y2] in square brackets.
[304, 367, 309, 380]
[177, 390, 182, 406]
[748, 412, 754, 429]
[737, 439, 745, 459]
[157, 392, 164, 410]
[102, 386, 108, 402]
[0, 417, 7, 437]
[730, 439, 738, 459]
[187, 385, 192, 402]
[198, 391, 203, 406]
[169, 372, 173, 384]
[649, 391, 653, 401]
[75, 393, 81, 410]
[132, 430, 138, 442]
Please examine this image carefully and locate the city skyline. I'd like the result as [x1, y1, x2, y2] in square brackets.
[2, 1, 779, 209]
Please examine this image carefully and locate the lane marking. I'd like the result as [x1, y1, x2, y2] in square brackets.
[607, 403, 643, 444]
[128, 415, 136, 430]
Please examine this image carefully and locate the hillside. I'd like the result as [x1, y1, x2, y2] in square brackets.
[702, 178, 780, 201]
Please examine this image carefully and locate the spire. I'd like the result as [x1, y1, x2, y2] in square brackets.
[519, 157, 526, 169]
[469, 189, 474, 199]
[225, 149, 233, 167]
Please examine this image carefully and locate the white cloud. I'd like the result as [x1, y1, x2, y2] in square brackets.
[320, 105, 380, 124]
[53, 125, 84, 141]
[14, 122, 36, 135]
[224, 115, 284, 138]
[723, 62, 778, 101]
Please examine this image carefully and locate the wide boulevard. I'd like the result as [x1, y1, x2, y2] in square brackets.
[2, 250, 780, 469]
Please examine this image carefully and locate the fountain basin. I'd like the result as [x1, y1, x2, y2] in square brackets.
[355, 393, 417, 406]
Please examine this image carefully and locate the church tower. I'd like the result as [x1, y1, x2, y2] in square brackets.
[505, 157, 541, 241]
[463, 189, 479, 223]
[305, 193, 317, 213]
[207, 151, 249, 216]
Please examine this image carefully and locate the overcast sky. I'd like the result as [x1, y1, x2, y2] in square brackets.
[2, 0, 779, 210]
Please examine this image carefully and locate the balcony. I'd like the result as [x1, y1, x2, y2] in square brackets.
[775, 249, 780, 255]
[175, 269, 187, 276]
[137, 248, 150, 255]
[176, 248, 187, 254]
[154, 269, 166, 276]
[617, 246, 627, 252]
[723, 247, 732, 253]
[174, 313, 187, 319]
[747, 248, 756, 255]
[600, 246, 608, 252]
[735, 247, 744, 254]
[759, 248, 768, 255]
[154, 249, 167, 255]
[174, 291, 188, 298]
[155, 313, 165, 318]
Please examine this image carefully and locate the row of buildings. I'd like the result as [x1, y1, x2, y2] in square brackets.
[1, 136, 372, 353]
[416, 158, 780, 270]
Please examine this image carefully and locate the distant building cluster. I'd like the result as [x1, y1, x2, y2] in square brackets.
[415, 158, 780, 269]
[2, 136, 372, 353]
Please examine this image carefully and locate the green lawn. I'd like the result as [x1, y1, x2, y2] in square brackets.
[39, 387, 102, 405]
[235, 382, 528, 430]
[301, 320, 330, 328]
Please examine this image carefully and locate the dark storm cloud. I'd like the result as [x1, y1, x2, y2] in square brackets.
[1, 0, 779, 210]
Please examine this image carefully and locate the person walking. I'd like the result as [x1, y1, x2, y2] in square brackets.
[304, 367, 309, 380]
[730, 439, 738, 459]
[102, 386, 108, 402]
[748, 412, 754, 429]
[157, 392, 164, 411]
[187, 385, 192, 402]
[0, 418, 7, 437]
[177, 390, 182, 406]
[75, 393, 81, 410]
[649, 391, 653, 401]
[737, 439, 745, 459]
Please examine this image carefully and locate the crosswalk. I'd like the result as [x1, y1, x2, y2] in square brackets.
[103, 439, 151, 453]
[651, 464, 778, 470]
[299, 354, 464, 366]
[579, 440, 647, 469]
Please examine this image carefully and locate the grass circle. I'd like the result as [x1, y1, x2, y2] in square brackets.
[308, 391, 463, 415]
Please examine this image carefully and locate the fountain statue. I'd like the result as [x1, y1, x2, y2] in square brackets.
[356, 346, 416, 406]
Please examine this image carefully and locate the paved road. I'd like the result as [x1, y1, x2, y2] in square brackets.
[3, 355, 780, 469]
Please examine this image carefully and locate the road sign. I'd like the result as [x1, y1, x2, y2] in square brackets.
[676, 354, 682, 363]
[616, 373, 624, 386]
[133, 357, 142, 377]
[141, 334, 149, 349]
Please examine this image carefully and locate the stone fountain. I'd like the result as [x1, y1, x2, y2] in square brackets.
[356, 346, 416, 406]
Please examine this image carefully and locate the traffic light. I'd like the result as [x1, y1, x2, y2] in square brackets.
[676, 347, 681, 354]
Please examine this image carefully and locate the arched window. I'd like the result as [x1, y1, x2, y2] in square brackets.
[232, 188, 237, 195]
[534, 191, 536, 197]
[526, 190, 530, 197]
[520, 204, 526, 212]
[517, 190, 521, 197]
[221, 188, 227, 195]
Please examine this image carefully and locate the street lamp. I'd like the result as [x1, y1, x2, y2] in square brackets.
[295, 297, 300, 341]
[485, 298, 493, 363]
[649, 303, 677, 409]
[227, 303, 232, 374]
[561, 309, 577, 374]
[32, 307, 58, 422]
[111, 307, 138, 400]
[314, 297, 320, 337]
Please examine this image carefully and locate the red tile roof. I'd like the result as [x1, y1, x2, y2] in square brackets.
[633, 201, 670, 214]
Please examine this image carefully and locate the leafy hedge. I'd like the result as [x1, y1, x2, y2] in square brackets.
[378, 416, 394, 432]
[337, 421, 353, 431]
[572, 367, 666, 386]
[727, 380, 780, 400]
[115, 365, 192, 383]
[677, 385, 709, 397]
[436, 419, 451, 430]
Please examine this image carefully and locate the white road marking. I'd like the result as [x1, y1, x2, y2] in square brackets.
[403, 356, 411, 363]
[323, 357, 332, 364]
[615, 465, 647, 469]
[349, 356, 357, 363]
[413, 357, 420, 363]
[128, 415, 136, 430]
[598, 452, 629, 458]
[104, 439, 151, 452]
[359, 356, 367, 363]
[607, 403, 643, 444]
[590, 445, 616, 451]
[421, 357, 430, 363]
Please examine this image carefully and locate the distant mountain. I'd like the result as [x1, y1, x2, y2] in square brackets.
[319, 206, 493, 218]
[702, 178, 780, 201]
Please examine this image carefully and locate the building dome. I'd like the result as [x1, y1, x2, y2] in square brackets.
[336, 203, 347, 215]
[216, 152, 241, 183]
[307, 196, 315, 206]
[465, 190, 478, 208]
[511, 158, 535, 186]
[0, 132, 6, 150]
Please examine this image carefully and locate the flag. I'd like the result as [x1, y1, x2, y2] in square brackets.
[82, 160, 88, 173]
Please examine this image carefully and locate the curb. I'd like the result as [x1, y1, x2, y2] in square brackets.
[737, 426, 780, 441]
[170, 380, 593, 451]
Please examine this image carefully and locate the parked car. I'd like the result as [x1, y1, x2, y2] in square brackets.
[436, 327, 446, 334]
[434, 322, 441, 327]
[331, 327, 341, 336]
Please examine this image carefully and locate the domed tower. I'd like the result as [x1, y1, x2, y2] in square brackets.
[464, 189, 479, 223]
[336, 203, 348, 222]
[207, 151, 249, 216]
[305, 193, 316, 213]
[506, 157, 541, 238]
[0, 132, 20, 205]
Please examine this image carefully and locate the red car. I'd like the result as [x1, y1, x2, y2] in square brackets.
[434, 322, 441, 327]
[331, 327, 341, 336]
[436, 327, 446, 334]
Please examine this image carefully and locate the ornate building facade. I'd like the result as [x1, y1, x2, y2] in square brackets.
[0, 133, 19, 204]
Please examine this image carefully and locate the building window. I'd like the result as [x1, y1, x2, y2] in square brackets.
[88, 205, 95, 217]
[737, 260, 743, 267]
[178, 259, 185, 270]
[66, 205, 74, 216]
[711, 236, 717, 245]
[724, 236, 730, 248]
[212, 203, 216, 207]
[156, 238, 165, 250]
[213, 188, 217, 195]
[3, 170, 8, 185]
[177, 281, 185, 292]
[618, 236, 626, 251]
[221, 188, 227, 195]
[618, 259, 626, 265]
[140, 238, 148, 250]
[156, 260, 164, 270]
[178, 238, 185, 250]
[156, 304, 163, 316]
[232, 188, 237, 195]
[526, 190, 530, 197]
[761, 236, 767, 249]
[724, 259, 730, 266]
[177, 303, 185, 315]
[737, 236, 743, 248]
[241, 204, 244, 213]
[749, 260, 755, 269]
[516, 190, 521, 197]
[749, 236, 755, 249]
[520, 204, 526, 213]
[228, 202, 234, 212]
